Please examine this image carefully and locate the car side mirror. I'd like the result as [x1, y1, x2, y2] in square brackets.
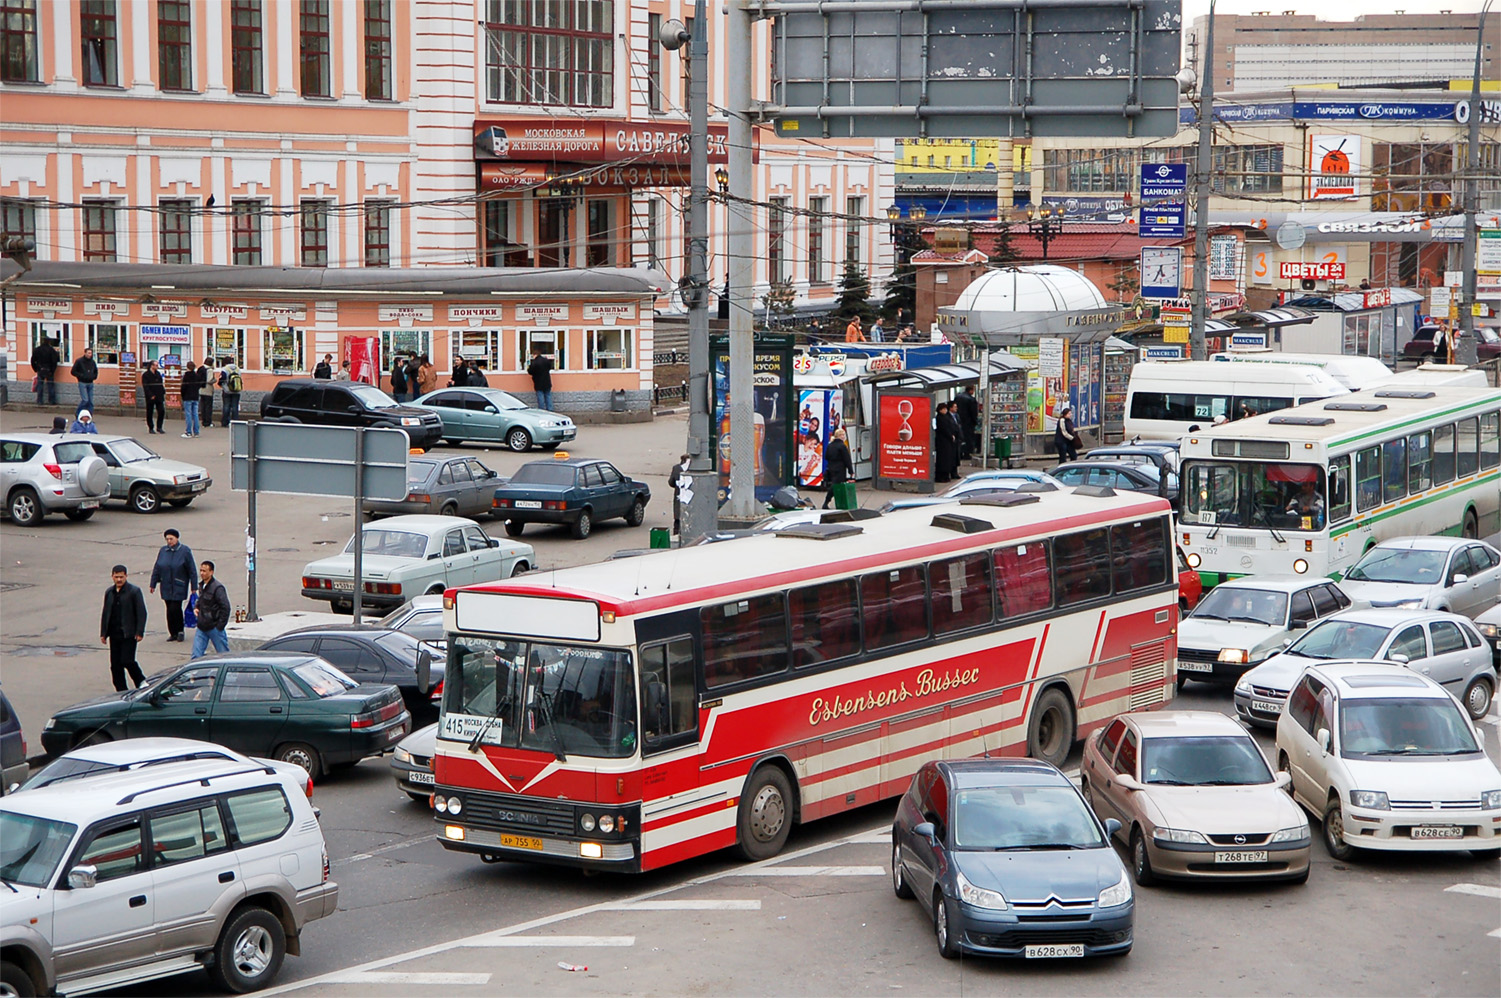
[1316, 727, 1331, 753]
[416, 647, 432, 695]
[1282, 638, 1294, 648]
[1274, 772, 1292, 790]
[428, 552, 442, 560]
[5, 782, 19, 794]
[1290, 618, 1311, 629]
[68, 865, 98, 890]
[489, 538, 500, 548]
[1103, 818, 1122, 838]
[1116, 774, 1146, 792]
[485, 406, 498, 414]
[912, 821, 937, 844]
[1451, 573, 1469, 585]
[1389, 652, 1410, 665]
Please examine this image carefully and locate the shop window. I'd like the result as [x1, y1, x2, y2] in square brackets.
[519, 329, 565, 371]
[585, 328, 632, 370]
[209, 328, 247, 369]
[451, 329, 502, 372]
[363, 0, 393, 99]
[158, 0, 192, 91]
[0, 0, 39, 83]
[380, 330, 431, 367]
[231, 200, 264, 266]
[263, 326, 303, 375]
[1372, 143, 1455, 213]
[81, 0, 118, 87]
[230, 0, 263, 95]
[29, 322, 72, 365]
[87, 323, 127, 365]
[483, 200, 524, 267]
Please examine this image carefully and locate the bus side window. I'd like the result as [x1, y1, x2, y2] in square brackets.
[1456, 417, 1479, 478]
[1109, 519, 1168, 592]
[860, 566, 929, 650]
[789, 579, 861, 667]
[994, 543, 1052, 618]
[1355, 446, 1381, 513]
[1480, 412, 1500, 471]
[1054, 528, 1111, 606]
[639, 637, 697, 752]
[1433, 422, 1456, 484]
[929, 553, 993, 635]
[1328, 456, 1351, 523]
[1382, 438, 1407, 504]
[1408, 432, 1432, 493]
[700, 594, 788, 688]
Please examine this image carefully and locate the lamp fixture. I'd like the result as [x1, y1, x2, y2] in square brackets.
[714, 165, 729, 192]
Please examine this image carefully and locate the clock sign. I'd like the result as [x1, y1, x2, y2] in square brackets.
[1140, 246, 1183, 300]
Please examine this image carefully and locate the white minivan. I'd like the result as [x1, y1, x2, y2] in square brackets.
[1124, 360, 1349, 441]
[1210, 350, 1393, 392]
[0, 757, 337, 996]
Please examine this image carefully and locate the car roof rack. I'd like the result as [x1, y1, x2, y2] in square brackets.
[116, 764, 277, 805]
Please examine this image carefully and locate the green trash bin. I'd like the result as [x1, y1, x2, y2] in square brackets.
[991, 437, 1012, 462]
[649, 527, 671, 549]
[833, 481, 858, 510]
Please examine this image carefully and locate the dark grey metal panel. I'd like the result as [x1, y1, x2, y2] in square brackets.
[770, 0, 1183, 139]
[229, 422, 410, 499]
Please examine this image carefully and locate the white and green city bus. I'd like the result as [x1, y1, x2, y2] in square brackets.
[1180, 386, 1501, 587]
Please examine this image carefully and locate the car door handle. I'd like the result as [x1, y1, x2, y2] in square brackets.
[218, 871, 235, 883]
[194, 707, 208, 715]
[129, 895, 147, 908]
[270, 706, 283, 714]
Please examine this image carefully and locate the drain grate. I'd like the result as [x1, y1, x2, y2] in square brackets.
[0, 582, 34, 593]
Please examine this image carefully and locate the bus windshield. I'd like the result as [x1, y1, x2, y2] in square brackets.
[444, 635, 637, 759]
[1183, 461, 1326, 531]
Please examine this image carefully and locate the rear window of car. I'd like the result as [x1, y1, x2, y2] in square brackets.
[510, 463, 577, 486]
[408, 460, 437, 484]
[292, 661, 358, 697]
[53, 441, 95, 463]
[223, 788, 292, 847]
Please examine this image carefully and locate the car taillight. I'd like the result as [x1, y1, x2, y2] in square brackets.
[428, 679, 444, 701]
[43, 463, 62, 480]
[322, 849, 330, 883]
[302, 576, 332, 590]
[351, 700, 402, 728]
[408, 493, 431, 503]
[492, 498, 511, 508]
[544, 500, 567, 510]
[304, 775, 314, 798]
[364, 582, 402, 595]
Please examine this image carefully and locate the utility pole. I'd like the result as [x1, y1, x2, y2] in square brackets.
[1456, 0, 1493, 367]
[724, 1, 759, 521]
[660, 5, 716, 543]
[1189, 0, 1216, 362]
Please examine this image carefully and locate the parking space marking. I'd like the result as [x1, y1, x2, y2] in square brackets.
[848, 831, 893, 844]
[727, 865, 885, 877]
[1444, 883, 1501, 900]
[603, 900, 761, 911]
[465, 935, 635, 948]
[327, 972, 492, 985]
[337, 833, 435, 865]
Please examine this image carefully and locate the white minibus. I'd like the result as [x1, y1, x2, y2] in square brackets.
[1125, 360, 1349, 441]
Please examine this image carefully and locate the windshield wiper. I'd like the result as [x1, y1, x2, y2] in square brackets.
[1197, 779, 1250, 786]
[1206, 521, 1223, 541]
[1252, 505, 1285, 544]
[1193, 612, 1226, 621]
[467, 714, 500, 753]
[1226, 615, 1268, 625]
[1026, 843, 1093, 851]
[532, 691, 569, 763]
[0, 878, 18, 893]
[1147, 779, 1191, 786]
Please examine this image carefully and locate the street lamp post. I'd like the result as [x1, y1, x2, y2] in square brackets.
[1026, 205, 1059, 261]
[887, 205, 926, 318]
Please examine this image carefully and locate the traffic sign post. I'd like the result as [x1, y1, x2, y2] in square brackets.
[1139, 163, 1187, 238]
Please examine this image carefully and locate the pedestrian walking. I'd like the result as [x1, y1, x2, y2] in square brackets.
[179, 361, 202, 437]
[31, 337, 59, 405]
[668, 453, 691, 533]
[219, 363, 243, 425]
[934, 401, 959, 483]
[823, 428, 854, 508]
[1053, 403, 1080, 463]
[954, 385, 979, 460]
[313, 354, 333, 379]
[70, 347, 98, 414]
[199, 359, 216, 430]
[69, 410, 99, 434]
[527, 346, 554, 410]
[150, 528, 197, 643]
[142, 360, 167, 434]
[191, 560, 231, 658]
[415, 354, 437, 397]
[389, 356, 409, 402]
[100, 565, 147, 691]
[844, 316, 866, 343]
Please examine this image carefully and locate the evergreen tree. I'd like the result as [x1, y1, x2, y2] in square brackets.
[836, 260, 872, 319]
[988, 221, 1020, 267]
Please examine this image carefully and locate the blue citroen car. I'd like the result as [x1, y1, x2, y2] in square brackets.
[891, 758, 1134, 959]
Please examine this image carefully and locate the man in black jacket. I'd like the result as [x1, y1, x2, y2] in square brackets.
[179, 361, 202, 437]
[71, 347, 98, 414]
[527, 346, 554, 410]
[822, 428, 854, 509]
[467, 361, 490, 388]
[954, 385, 979, 460]
[191, 560, 231, 658]
[314, 354, 333, 379]
[100, 565, 147, 690]
[31, 337, 59, 405]
[934, 401, 960, 483]
[142, 359, 166, 434]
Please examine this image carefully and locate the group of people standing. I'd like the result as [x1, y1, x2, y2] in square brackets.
[387, 354, 438, 402]
[98, 528, 232, 691]
[144, 358, 241, 436]
[932, 385, 981, 483]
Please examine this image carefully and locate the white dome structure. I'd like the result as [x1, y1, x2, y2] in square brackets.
[952, 264, 1110, 313]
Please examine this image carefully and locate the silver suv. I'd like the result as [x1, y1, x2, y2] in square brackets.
[0, 757, 338, 996]
[1, 433, 110, 526]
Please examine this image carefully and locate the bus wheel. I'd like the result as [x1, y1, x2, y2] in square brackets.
[735, 766, 793, 861]
[1462, 509, 1479, 539]
[1027, 687, 1075, 768]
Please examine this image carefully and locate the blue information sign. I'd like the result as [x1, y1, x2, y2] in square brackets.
[1139, 162, 1187, 238]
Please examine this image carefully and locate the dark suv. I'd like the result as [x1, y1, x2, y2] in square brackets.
[260, 380, 444, 449]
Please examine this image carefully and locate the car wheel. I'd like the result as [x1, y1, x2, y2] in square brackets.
[506, 427, 532, 452]
[1462, 675, 1493, 720]
[510, 561, 530, 577]
[1322, 796, 1355, 860]
[129, 483, 161, 514]
[1026, 686, 1074, 768]
[734, 766, 794, 861]
[1462, 509, 1479, 539]
[1277, 752, 1293, 789]
[571, 508, 593, 539]
[439, 501, 459, 517]
[1130, 827, 1157, 887]
[274, 742, 323, 781]
[425, 584, 445, 596]
[207, 906, 286, 994]
[63, 507, 95, 521]
[933, 891, 959, 960]
[73, 729, 112, 751]
[167, 497, 194, 508]
[7, 487, 43, 527]
[443, 438, 462, 448]
[0, 959, 37, 997]
[891, 840, 914, 899]
[504, 519, 525, 537]
[625, 496, 647, 527]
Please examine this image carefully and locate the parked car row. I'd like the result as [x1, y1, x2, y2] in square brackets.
[2, 431, 215, 525]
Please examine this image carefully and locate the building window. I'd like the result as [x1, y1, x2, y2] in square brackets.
[87, 323, 127, 365]
[1045, 147, 1190, 195]
[157, 0, 192, 91]
[30, 322, 72, 365]
[586, 328, 632, 369]
[586, 199, 612, 268]
[380, 329, 431, 368]
[645, 198, 663, 271]
[0, 0, 39, 83]
[300, 200, 330, 267]
[845, 196, 863, 266]
[1211, 144, 1283, 195]
[299, 0, 331, 98]
[363, 0, 392, 100]
[1372, 143, 1456, 213]
[231, 200, 263, 265]
[807, 196, 826, 284]
[1, 197, 36, 248]
[768, 197, 788, 284]
[158, 199, 193, 264]
[80, 0, 118, 87]
[484, 0, 613, 108]
[208, 327, 247, 368]
[82, 202, 117, 262]
[231, 0, 264, 95]
[518, 329, 565, 370]
[364, 201, 391, 267]
[646, 13, 663, 113]
[483, 200, 526, 266]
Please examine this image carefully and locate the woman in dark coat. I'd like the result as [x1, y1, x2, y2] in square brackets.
[934, 401, 959, 483]
[822, 428, 854, 509]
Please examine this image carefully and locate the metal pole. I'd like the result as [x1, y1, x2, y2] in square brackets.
[680, 1, 717, 544]
[1189, 0, 1215, 363]
[1456, 0, 1492, 367]
[245, 420, 259, 622]
[979, 350, 992, 470]
[352, 427, 365, 624]
[725, 0, 759, 520]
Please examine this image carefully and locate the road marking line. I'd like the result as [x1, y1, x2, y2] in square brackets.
[727, 865, 885, 877]
[603, 900, 761, 911]
[1489, 928, 1501, 940]
[338, 833, 434, 865]
[466, 936, 635, 948]
[848, 831, 893, 844]
[327, 972, 492, 985]
[1445, 883, 1501, 900]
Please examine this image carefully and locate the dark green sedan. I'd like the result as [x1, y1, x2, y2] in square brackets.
[39, 653, 410, 779]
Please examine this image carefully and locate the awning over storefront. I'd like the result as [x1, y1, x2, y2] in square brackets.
[1284, 288, 1424, 312]
[1209, 211, 1494, 244]
[1226, 307, 1318, 328]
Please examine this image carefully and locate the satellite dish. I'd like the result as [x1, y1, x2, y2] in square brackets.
[1275, 222, 1307, 251]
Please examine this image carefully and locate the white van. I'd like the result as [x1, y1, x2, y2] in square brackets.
[1125, 360, 1348, 441]
[1372, 363, 1489, 389]
[1210, 350, 1392, 392]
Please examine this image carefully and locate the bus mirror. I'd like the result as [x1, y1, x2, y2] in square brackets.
[417, 647, 432, 694]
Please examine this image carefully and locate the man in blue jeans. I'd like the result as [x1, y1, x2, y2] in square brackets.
[71, 347, 98, 413]
[527, 345, 554, 411]
[191, 560, 231, 658]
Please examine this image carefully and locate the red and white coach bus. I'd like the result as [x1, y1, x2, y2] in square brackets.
[430, 486, 1178, 872]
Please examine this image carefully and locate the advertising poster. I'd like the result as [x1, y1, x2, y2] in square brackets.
[118, 351, 138, 407]
[266, 326, 300, 376]
[877, 393, 932, 482]
[711, 335, 793, 502]
[1308, 135, 1360, 200]
[796, 388, 844, 488]
[345, 336, 380, 386]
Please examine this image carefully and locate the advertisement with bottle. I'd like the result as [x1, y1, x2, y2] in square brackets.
[876, 392, 932, 482]
[710, 335, 794, 502]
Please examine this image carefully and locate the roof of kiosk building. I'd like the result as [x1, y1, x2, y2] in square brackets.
[951, 265, 1111, 314]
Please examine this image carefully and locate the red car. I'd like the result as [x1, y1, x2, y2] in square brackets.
[1176, 545, 1202, 614]
[1403, 324, 1501, 362]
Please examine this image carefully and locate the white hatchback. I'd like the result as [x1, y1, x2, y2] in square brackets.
[1273, 661, 1501, 861]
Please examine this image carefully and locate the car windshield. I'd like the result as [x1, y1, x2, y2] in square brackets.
[113, 438, 159, 463]
[1190, 586, 1288, 625]
[343, 529, 429, 559]
[510, 463, 577, 486]
[444, 636, 637, 759]
[348, 384, 402, 410]
[1286, 619, 1389, 659]
[293, 661, 358, 696]
[951, 785, 1105, 850]
[407, 460, 437, 484]
[1141, 735, 1274, 785]
[1345, 547, 1447, 584]
[1339, 698, 1481, 757]
[487, 391, 527, 410]
[0, 812, 78, 888]
[1183, 460, 1326, 532]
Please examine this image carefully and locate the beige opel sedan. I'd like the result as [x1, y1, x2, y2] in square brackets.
[1081, 711, 1311, 885]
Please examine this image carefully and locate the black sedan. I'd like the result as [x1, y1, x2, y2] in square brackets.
[1052, 460, 1178, 502]
[490, 456, 650, 539]
[258, 626, 443, 726]
[38, 653, 410, 780]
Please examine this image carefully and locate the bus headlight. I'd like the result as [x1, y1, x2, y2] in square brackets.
[1186, 552, 1201, 568]
[580, 813, 596, 832]
[1292, 558, 1309, 574]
